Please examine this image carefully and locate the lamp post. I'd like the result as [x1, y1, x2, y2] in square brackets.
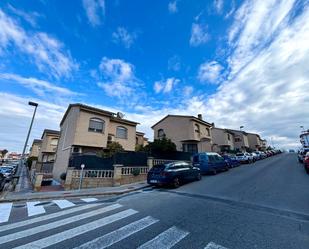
[79, 164, 85, 190]
[19, 101, 38, 174]
[240, 126, 244, 131]
[300, 126, 305, 133]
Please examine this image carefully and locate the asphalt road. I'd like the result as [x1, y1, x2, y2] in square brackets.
[1, 152, 308, 249]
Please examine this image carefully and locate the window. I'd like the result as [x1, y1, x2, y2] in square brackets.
[206, 128, 210, 136]
[195, 124, 200, 133]
[235, 137, 242, 142]
[50, 138, 58, 146]
[227, 134, 231, 141]
[116, 126, 128, 139]
[182, 143, 198, 153]
[158, 129, 165, 139]
[89, 118, 104, 133]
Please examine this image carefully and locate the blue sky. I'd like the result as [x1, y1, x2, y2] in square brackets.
[0, 0, 308, 152]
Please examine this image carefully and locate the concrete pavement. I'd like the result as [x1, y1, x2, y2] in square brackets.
[1, 153, 308, 248]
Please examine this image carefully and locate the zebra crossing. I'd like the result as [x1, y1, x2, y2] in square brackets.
[0, 199, 228, 249]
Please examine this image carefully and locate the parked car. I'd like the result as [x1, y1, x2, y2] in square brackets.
[147, 161, 201, 188]
[236, 152, 253, 164]
[251, 152, 259, 161]
[192, 152, 229, 174]
[298, 148, 309, 163]
[0, 167, 13, 181]
[222, 155, 240, 168]
[304, 152, 309, 174]
[0, 173, 6, 191]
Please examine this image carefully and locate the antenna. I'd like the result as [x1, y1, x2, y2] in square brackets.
[117, 112, 124, 119]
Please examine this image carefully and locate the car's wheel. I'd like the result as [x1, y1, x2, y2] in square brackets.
[196, 172, 202, 181]
[212, 168, 217, 175]
[305, 167, 309, 175]
[173, 177, 180, 188]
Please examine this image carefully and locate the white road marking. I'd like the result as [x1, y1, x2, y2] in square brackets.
[0, 204, 99, 233]
[75, 216, 159, 249]
[0, 203, 122, 245]
[0, 203, 12, 223]
[204, 242, 228, 249]
[52, 200, 75, 209]
[137, 226, 189, 249]
[26, 201, 46, 217]
[14, 209, 139, 249]
[80, 198, 98, 203]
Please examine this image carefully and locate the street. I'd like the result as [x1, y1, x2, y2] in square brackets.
[0, 152, 308, 249]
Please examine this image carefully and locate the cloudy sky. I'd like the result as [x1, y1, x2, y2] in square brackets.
[0, 0, 308, 152]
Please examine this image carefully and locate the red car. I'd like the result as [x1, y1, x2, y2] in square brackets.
[304, 152, 309, 174]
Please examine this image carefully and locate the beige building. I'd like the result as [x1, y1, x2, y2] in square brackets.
[151, 114, 213, 153]
[211, 127, 235, 152]
[38, 129, 60, 162]
[53, 104, 139, 181]
[247, 133, 263, 151]
[136, 131, 149, 147]
[227, 129, 249, 152]
[29, 139, 42, 158]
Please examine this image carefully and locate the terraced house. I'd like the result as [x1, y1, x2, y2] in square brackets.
[226, 129, 250, 152]
[211, 127, 235, 152]
[152, 114, 213, 153]
[38, 129, 60, 163]
[53, 104, 139, 181]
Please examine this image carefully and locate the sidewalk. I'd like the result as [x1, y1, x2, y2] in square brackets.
[0, 181, 150, 203]
[14, 165, 33, 193]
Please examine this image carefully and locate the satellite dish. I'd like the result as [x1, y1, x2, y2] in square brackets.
[117, 112, 125, 118]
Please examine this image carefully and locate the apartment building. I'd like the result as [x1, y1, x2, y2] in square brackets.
[152, 114, 213, 153]
[53, 104, 139, 181]
[226, 129, 249, 152]
[211, 127, 235, 152]
[38, 129, 60, 162]
[29, 139, 42, 158]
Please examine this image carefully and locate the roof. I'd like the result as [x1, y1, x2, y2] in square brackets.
[136, 131, 145, 136]
[151, 115, 212, 129]
[41, 129, 60, 139]
[32, 139, 42, 144]
[212, 127, 235, 135]
[226, 129, 248, 136]
[60, 103, 138, 126]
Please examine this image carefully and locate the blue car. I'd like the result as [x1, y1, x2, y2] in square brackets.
[147, 161, 201, 188]
[222, 155, 240, 168]
[192, 152, 229, 174]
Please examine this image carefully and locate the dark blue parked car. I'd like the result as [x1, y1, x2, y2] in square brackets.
[192, 152, 229, 174]
[222, 155, 240, 168]
[147, 161, 201, 188]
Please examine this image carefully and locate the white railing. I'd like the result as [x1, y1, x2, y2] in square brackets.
[121, 167, 149, 175]
[153, 159, 190, 165]
[72, 170, 114, 178]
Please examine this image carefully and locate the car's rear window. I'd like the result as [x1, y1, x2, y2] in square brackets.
[152, 164, 166, 169]
[236, 153, 244, 156]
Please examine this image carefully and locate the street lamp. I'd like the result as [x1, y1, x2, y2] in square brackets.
[79, 164, 85, 190]
[300, 126, 305, 133]
[19, 101, 38, 174]
[240, 126, 244, 131]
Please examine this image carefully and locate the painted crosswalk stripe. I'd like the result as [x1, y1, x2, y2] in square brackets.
[137, 226, 189, 249]
[0, 203, 122, 245]
[0, 203, 13, 223]
[204, 242, 228, 249]
[53, 200, 75, 209]
[0, 203, 100, 233]
[75, 216, 159, 249]
[27, 201, 46, 216]
[14, 209, 138, 249]
[81, 198, 98, 203]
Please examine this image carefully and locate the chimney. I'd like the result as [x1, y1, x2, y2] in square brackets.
[211, 122, 215, 127]
[197, 114, 203, 120]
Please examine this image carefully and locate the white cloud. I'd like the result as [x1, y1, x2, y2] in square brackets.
[0, 73, 77, 96]
[189, 23, 209, 46]
[168, 1, 178, 13]
[168, 55, 181, 71]
[154, 78, 180, 94]
[214, 0, 224, 14]
[112, 27, 136, 48]
[197, 61, 223, 84]
[7, 4, 42, 27]
[82, 0, 105, 26]
[97, 57, 141, 99]
[0, 10, 77, 79]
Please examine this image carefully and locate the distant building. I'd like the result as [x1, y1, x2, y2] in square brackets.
[211, 127, 235, 152]
[247, 133, 263, 151]
[151, 114, 213, 153]
[38, 129, 60, 163]
[29, 139, 42, 158]
[136, 131, 149, 147]
[53, 103, 139, 181]
[226, 129, 249, 152]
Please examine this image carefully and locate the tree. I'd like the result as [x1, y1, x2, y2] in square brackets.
[146, 138, 177, 153]
[0, 149, 8, 158]
[99, 142, 124, 158]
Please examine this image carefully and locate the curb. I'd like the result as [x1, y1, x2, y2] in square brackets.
[0, 184, 151, 203]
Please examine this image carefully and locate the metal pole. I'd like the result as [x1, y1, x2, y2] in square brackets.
[79, 164, 85, 190]
[19, 102, 38, 174]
